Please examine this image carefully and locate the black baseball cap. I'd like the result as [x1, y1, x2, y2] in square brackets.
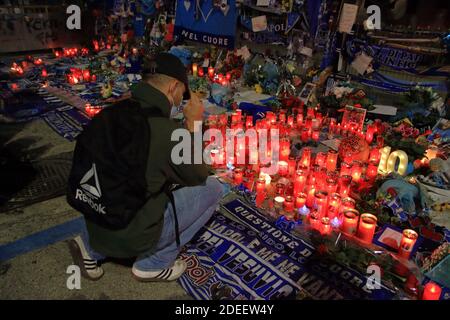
[144, 52, 191, 100]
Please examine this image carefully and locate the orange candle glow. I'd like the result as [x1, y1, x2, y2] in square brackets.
[295, 192, 307, 209]
[326, 150, 338, 172]
[341, 209, 359, 235]
[233, 168, 243, 185]
[328, 193, 341, 219]
[315, 152, 327, 168]
[321, 217, 332, 235]
[278, 161, 289, 176]
[208, 67, 214, 78]
[356, 213, 377, 244]
[314, 191, 328, 218]
[198, 68, 204, 77]
[398, 229, 418, 259]
[300, 147, 312, 167]
[366, 162, 378, 180]
[280, 139, 290, 161]
[294, 169, 307, 196]
[422, 282, 442, 300]
[309, 211, 321, 231]
[42, 69, 48, 77]
[192, 63, 198, 77]
[306, 185, 316, 208]
[351, 161, 363, 183]
[284, 196, 294, 213]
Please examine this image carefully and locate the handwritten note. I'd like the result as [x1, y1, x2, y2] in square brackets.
[338, 3, 358, 33]
[351, 52, 373, 75]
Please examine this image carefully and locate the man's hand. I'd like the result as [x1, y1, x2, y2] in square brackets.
[183, 91, 204, 132]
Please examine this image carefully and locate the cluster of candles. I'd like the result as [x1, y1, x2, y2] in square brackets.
[54, 47, 90, 59]
[191, 64, 232, 86]
[207, 108, 421, 250]
[67, 68, 96, 85]
[84, 103, 102, 117]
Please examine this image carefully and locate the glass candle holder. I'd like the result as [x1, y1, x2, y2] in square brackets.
[351, 161, 363, 183]
[341, 209, 359, 235]
[328, 193, 341, 219]
[300, 147, 312, 168]
[366, 161, 378, 180]
[256, 177, 266, 195]
[340, 161, 352, 176]
[422, 282, 442, 300]
[233, 168, 243, 185]
[365, 124, 376, 144]
[301, 127, 310, 142]
[326, 150, 338, 172]
[288, 156, 297, 177]
[398, 229, 418, 259]
[284, 196, 294, 213]
[341, 197, 356, 213]
[306, 185, 316, 208]
[356, 213, 377, 244]
[312, 129, 320, 142]
[294, 169, 307, 196]
[315, 152, 327, 168]
[321, 217, 332, 235]
[278, 161, 289, 176]
[326, 178, 338, 195]
[296, 113, 304, 126]
[338, 175, 352, 197]
[309, 211, 321, 231]
[275, 183, 285, 196]
[280, 138, 291, 161]
[287, 115, 294, 127]
[295, 192, 307, 209]
[314, 190, 328, 218]
[246, 115, 253, 128]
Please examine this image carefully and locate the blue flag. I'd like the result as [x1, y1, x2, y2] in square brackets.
[174, 0, 238, 49]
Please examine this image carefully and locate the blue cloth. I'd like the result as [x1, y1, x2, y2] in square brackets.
[80, 177, 226, 270]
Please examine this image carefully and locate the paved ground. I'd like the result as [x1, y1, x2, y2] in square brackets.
[0, 119, 191, 299]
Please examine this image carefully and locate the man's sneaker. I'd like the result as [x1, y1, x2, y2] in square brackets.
[132, 259, 187, 282]
[67, 236, 104, 281]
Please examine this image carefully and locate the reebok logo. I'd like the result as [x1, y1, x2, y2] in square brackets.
[75, 163, 106, 214]
[80, 163, 102, 198]
[75, 188, 106, 214]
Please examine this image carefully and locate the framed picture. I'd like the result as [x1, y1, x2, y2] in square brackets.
[298, 82, 316, 104]
[341, 105, 367, 131]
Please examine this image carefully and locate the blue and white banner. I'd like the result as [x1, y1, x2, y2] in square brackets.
[178, 199, 397, 300]
[174, 0, 238, 49]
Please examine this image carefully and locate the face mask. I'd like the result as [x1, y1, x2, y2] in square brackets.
[169, 92, 182, 119]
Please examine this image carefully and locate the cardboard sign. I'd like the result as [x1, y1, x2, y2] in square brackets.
[351, 52, 373, 75]
[338, 3, 358, 33]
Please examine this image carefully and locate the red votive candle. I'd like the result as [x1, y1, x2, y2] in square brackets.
[351, 161, 363, 183]
[366, 161, 378, 180]
[340, 161, 352, 176]
[341, 209, 359, 235]
[312, 129, 320, 142]
[296, 113, 304, 126]
[198, 68, 204, 77]
[246, 116, 253, 128]
[309, 211, 321, 231]
[422, 282, 442, 300]
[306, 185, 316, 208]
[279, 138, 290, 161]
[338, 175, 352, 197]
[295, 192, 307, 209]
[356, 213, 377, 244]
[233, 168, 243, 185]
[369, 148, 381, 164]
[284, 196, 294, 213]
[314, 190, 328, 218]
[315, 152, 327, 168]
[301, 127, 310, 142]
[300, 147, 312, 167]
[326, 178, 338, 195]
[278, 161, 289, 176]
[208, 67, 214, 78]
[328, 193, 341, 219]
[226, 72, 231, 81]
[288, 156, 297, 177]
[398, 229, 418, 259]
[341, 196, 356, 209]
[326, 150, 338, 172]
[365, 124, 376, 144]
[287, 115, 294, 127]
[321, 217, 332, 235]
[294, 169, 307, 196]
